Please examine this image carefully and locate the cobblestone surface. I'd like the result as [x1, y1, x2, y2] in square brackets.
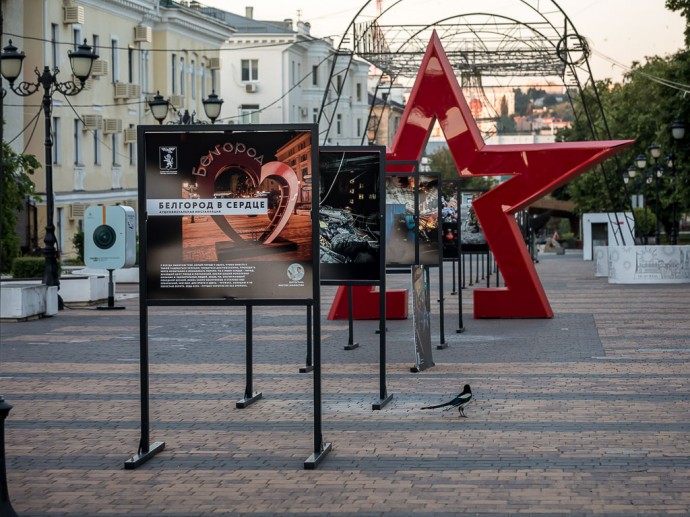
[1, 251, 689, 516]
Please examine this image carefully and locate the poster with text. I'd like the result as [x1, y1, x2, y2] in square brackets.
[385, 174, 440, 266]
[140, 126, 317, 301]
[319, 147, 384, 282]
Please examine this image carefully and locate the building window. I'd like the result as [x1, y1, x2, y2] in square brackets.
[312, 108, 318, 123]
[94, 130, 100, 165]
[112, 133, 120, 166]
[357, 118, 362, 137]
[92, 35, 100, 80]
[52, 117, 61, 165]
[356, 83, 362, 102]
[74, 118, 82, 165]
[141, 50, 149, 93]
[336, 75, 342, 94]
[190, 59, 196, 100]
[129, 124, 135, 166]
[111, 38, 119, 83]
[241, 59, 258, 81]
[172, 53, 177, 94]
[201, 62, 206, 99]
[240, 104, 260, 124]
[51, 24, 59, 69]
[336, 114, 342, 135]
[312, 65, 318, 86]
[73, 28, 81, 51]
[128, 47, 134, 83]
[180, 56, 185, 95]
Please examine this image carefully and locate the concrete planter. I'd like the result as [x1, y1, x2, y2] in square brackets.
[606, 245, 690, 284]
[0, 283, 58, 321]
[594, 246, 609, 277]
[72, 267, 139, 283]
[59, 275, 109, 304]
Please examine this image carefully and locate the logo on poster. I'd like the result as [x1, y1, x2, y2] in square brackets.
[159, 146, 178, 174]
[287, 263, 305, 282]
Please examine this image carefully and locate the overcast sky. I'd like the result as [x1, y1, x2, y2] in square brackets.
[209, 0, 685, 82]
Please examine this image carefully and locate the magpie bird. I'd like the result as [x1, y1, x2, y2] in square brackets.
[420, 384, 473, 416]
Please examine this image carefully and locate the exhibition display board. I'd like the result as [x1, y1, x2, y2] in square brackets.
[126, 124, 330, 470]
[385, 173, 441, 267]
[385, 170, 443, 370]
[319, 147, 391, 409]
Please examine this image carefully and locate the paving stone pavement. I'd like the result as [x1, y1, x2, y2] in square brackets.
[1, 251, 689, 516]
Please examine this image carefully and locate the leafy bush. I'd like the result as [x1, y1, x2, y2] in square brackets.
[10, 257, 61, 279]
[72, 230, 84, 264]
[633, 207, 656, 239]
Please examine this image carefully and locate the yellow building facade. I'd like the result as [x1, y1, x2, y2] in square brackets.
[2, 0, 232, 260]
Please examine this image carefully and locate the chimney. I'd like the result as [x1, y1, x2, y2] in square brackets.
[245, 6, 253, 19]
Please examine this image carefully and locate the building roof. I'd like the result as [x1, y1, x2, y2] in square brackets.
[199, 7, 295, 34]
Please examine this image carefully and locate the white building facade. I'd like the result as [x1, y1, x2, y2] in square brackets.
[210, 7, 370, 145]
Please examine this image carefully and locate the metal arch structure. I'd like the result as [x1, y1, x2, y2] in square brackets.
[317, 0, 635, 245]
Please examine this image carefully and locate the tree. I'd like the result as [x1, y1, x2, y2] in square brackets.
[556, 48, 690, 240]
[666, 0, 690, 47]
[1, 140, 39, 272]
[498, 95, 516, 133]
[427, 147, 494, 190]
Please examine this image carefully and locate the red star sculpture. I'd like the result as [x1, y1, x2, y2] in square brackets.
[386, 31, 634, 318]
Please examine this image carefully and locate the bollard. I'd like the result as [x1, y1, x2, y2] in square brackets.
[0, 396, 17, 517]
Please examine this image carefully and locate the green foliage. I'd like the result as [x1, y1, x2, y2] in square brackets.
[666, 0, 690, 47]
[498, 95, 516, 133]
[633, 207, 657, 238]
[1, 139, 40, 273]
[10, 256, 60, 278]
[72, 230, 85, 264]
[556, 46, 690, 232]
[428, 147, 494, 190]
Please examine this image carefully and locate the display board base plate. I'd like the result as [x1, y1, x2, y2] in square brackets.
[236, 392, 263, 408]
[124, 441, 166, 470]
[304, 442, 332, 470]
[372, 393, 393, 410]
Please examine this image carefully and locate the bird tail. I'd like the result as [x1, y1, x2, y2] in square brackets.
[420, 402, 452, 410]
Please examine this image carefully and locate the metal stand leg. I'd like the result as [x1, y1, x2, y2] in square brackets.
[305, 295, 331, 469]
[457, 247, 465, 333]
[344, 285, 359, 350]
[300, 305, 314, 373]
[125, 302, 165, 469]
[237, 306, 262, 408]
[437, 260, 447, 350]
[373, 274, 392, 410]
[97, 269, 125, 310]
[468, 253, 473, 286]
[0, 397, 17, 517]
[450, 259, 457, 295]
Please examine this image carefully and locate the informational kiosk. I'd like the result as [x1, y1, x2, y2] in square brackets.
[126, 124, 330, 470]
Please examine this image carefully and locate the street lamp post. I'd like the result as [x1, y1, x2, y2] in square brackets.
[148, 91, 170, 124]
[1, 39, 98, 291]
[147, 90, 223, 125]
[670, 120, 686, 245]
[625, 164, 647, 244]
[646, 145, 664, 244]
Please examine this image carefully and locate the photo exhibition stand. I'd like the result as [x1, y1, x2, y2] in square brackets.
[386, 164, 444, 371]
[125, 124, 331, 471]
[319, 146, 392, 410]
[440, 180, 465, 334]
